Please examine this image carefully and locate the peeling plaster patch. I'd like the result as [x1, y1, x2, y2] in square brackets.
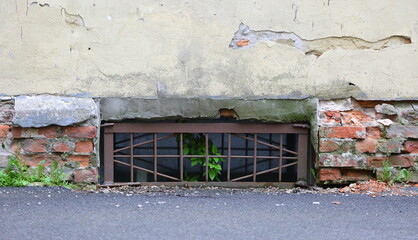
[61, 8, 85, 27]
[230, 23, 411, 56]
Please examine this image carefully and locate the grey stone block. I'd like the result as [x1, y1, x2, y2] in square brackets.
[13, 95, 97, 127]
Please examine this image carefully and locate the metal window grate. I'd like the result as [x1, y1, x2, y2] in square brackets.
[103, 123, 308, 185]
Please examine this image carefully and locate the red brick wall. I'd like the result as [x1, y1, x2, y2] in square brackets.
[0, 98, 98, 184]
[317, 98, 418, 183]
[2, 125, 98, 183]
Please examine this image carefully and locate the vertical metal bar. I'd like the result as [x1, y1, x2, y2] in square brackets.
[154, 133, 157, 182]
[205, 133, 209, 182]
[130, 133, 134, 182]
[221, 133, 224, 155]
[253, 134, 257, 182]
[269, 134, 272, 170]
[227, 133, 231, 181]
[180, 133, 183, 181]
[245, 134, 248, 173]
[279, 134, 283, 182]
[103, 132, 114, 184]
[297, 133, 308, 181]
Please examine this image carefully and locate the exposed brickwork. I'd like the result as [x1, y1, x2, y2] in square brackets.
[67, 155, 90, 168]
[74, 168, 97, 183]
[22, 139, 47, 153]
[38, 126, 59, 138]
[318, 98, 418, 184]
[63, 126, 97, 139]
[0, 125, 10, 137]
[366, 127, 381, 139]
[341, 169, 372, 181]
[0, 102, 97, 184]
[367, 156, 386, 168]
[404, 140, 418, 153]
[52, 141, 72, 153]
[319, 126, 366, 139]
[319, 168, 341, 181]
[319, 139, 339, 152]
[75, 141, 94, 153]
[355, 138, 377, 153]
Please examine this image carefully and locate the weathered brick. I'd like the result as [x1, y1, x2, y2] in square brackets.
[341, 169, 372, 181]
[22, 139, 47, 153]
[355, 138, 377, 153]
[355, 100, 381, 108]
[319, 127, 366, 139]
[388, 155, 415, 168]
[367, 156, 386, 168]
[38, 126, 59, 138]
[319, 139, 339, 152]
[53, 142, 71, 153]
[237, 40, 249, 46]
[22, 154, 62, 167]
[0, 125, 10, 137]
[386, 124, 418, 139]
[319, 153, 366, 167]
[404, 140, 418, 153]
[67, 155, 90, 167]
[319, 168, 341, 181]
[11, 127, 22, 138]
[11, 128, 42, 138]
[74, 168, 97, 183]
[366, 127, 381, 139]
[341, 111, 374, 125]
[322, 111, 342, 125]
[75, 141, 93, 153]
[377, 139, 403, 154]
[63, 126, 97, 139]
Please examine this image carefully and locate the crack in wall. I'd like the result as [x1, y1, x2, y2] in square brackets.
[230, 23, 411, 56]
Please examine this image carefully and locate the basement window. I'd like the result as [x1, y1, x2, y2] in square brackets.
[102, 123, 308, 185]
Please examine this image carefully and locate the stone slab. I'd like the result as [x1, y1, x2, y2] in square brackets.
[13, 95, 97, 128]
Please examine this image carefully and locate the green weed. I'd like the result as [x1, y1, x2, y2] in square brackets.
[0, 153, 73, 188]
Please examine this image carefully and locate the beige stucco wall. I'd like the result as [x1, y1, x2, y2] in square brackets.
[1, 0, 417, 99]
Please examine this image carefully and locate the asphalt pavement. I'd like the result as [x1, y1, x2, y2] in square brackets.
[0, 187, 417, 240]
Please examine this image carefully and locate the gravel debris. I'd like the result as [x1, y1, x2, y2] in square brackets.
[95, 181, 418, 197]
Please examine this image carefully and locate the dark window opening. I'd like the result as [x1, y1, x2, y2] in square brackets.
[102, 122, 308, 185]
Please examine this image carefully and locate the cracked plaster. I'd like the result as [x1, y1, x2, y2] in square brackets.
[0, 0, 417, 100]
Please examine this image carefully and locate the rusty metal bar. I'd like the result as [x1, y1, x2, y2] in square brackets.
[253, 134, 257, 182]
[153, 133, 157, 182]
[130, 133, 134, 182]
[205, 133, 209, 182]
[231, 133, 298, 155]
[245, 133, 248, 174]
[114, 160, 180, 181]
[106, 123, 308, 134]
[230, 162, 297, 182]
[114, 134, 176, 153]
[227, 133, 231, 181]
[103, 132, 114, 184]
[180, 133, 183, 181]
[106, 123, 309, 184]
[114, 154, 297, 159]
[297, 133, 308, 181]
[279, 134, 283, 182]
